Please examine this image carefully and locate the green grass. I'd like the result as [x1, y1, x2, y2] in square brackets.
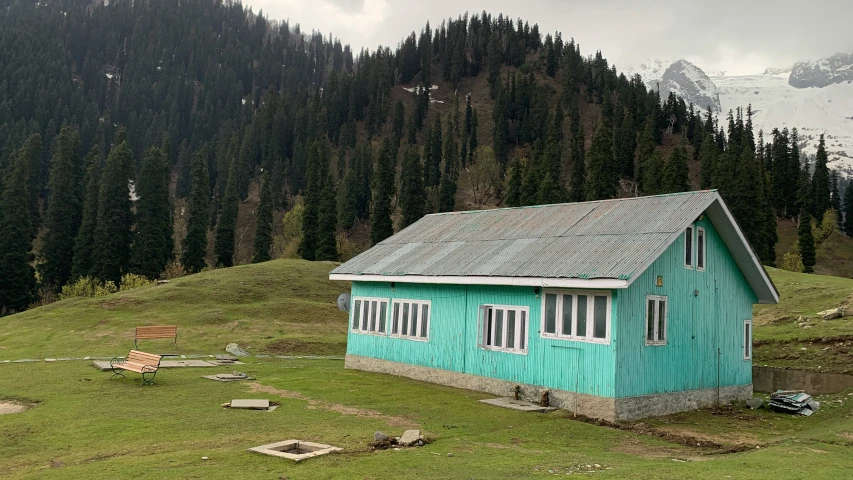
[1, 259, 853, 478]
[0, 259, 349, 359]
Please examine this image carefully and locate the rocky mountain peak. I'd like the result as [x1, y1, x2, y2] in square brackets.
[789, 52, 853, 88]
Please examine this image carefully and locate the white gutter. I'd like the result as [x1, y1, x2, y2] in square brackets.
[328, 274, 629, 289]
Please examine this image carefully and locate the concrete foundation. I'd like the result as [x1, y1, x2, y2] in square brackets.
[753, 366, 853, 395]
[346, 354, 752, 422]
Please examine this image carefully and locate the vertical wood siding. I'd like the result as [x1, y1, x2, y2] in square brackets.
[614, 216, 756, 398]
[347, 282, 616, 397]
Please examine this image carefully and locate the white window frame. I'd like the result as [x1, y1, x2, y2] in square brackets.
[350, 297, 389, 336]
[479, 304, 529, 355]
[684, 226, 694, 269]
[696, 227, 706, 272]
[540, 290, 612, 345]
[390, 299, 431, 341]
[645, 295, 668, 346]
[743, 319, 752, 360]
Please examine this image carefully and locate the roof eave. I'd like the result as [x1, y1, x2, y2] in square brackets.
[329, 274, 629, 289]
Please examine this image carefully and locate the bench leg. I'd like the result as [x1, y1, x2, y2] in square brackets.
[141, 369, 157, 386]
[110, 370, 126, 380]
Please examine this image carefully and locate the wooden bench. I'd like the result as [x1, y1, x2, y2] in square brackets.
[110, 350, 163, 385]
[135, 325, 178, 349]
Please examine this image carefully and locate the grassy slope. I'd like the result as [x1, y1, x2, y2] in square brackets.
[1, 260, 853, 478]
[0, 259, 349, 359]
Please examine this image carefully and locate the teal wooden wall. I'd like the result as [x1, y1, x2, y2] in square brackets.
[614, 216, 756, 398]
[347, 282, 616, 397]
[347, 216, 755, 400]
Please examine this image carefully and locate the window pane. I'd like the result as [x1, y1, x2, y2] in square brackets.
[544, 294, 557, 334]
[562, 295, 573, 336]
[745, 322, 751, 358]
[507, 310, 516, 349]
[352, 300, 362, 329]
[362, 302, 370, 330]
[685, 227, 693, 266]
[495, 309, 504, 347]
[370, 301, 377, 331]
[379, 302, 387, 333]
[646, 299, 655, 342]
[410, 304, 419, 337]
[657, 300, 666, 342]
[593, 296, 607, 339]
[392, 302, 400, 334]
[420, 305, 429, 338]
[576, 295, 587, 337]
[520, 311, 527, 350]
[697, 230, 705, 269]
[486, 308, 493, 345]
[402, 303, 410, 336]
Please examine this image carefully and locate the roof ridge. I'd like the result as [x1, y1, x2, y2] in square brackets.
[425, 190, 719, 217]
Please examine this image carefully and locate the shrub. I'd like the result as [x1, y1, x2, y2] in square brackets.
[59, 277, 119, 299]
[119, 273, 154, 291]
[781, 252, 805, 273]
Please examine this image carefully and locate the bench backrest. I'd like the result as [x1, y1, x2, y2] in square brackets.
[127, 350, 162, 366]
[136, 325, 178, 340]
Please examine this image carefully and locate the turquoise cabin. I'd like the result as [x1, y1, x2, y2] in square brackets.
[330, 191, 778, 421]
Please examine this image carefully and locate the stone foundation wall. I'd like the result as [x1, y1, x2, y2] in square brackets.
[346, 354, 752, 422]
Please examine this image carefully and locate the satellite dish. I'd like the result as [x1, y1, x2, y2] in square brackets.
[337, 293, 351, 313]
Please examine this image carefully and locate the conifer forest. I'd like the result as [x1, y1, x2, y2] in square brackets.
[0, 0, 846, 314]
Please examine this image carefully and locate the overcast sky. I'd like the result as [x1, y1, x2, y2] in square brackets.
[248, 0, 852, 75]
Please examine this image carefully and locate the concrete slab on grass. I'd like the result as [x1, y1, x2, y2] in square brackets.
[93, 360, 237, 371]
[203, 373, 254, 382]
[230, 399, 270, 410]
[478, 397, 558, 413]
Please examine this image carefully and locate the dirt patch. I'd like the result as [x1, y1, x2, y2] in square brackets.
[264, 338, 346, 356]
[564, 413, 757, 454]
[246, 382, 419, 429]
[0, 401, 31, 414]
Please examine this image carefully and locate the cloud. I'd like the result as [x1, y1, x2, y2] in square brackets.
[248, 0, 853, 73]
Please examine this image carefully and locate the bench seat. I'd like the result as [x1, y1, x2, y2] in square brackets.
[110, 350, 162, 385]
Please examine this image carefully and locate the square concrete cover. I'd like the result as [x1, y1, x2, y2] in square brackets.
[248, 440, 341, 462]
[478, 397, 557, 413]
[230, 399, 270, 409]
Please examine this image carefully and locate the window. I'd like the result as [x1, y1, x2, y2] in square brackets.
[479, 305, 528, 354]
[743, 319, 752, 360]
[696, 227, 706, 271]
[645, 296, 667, 345]
[542, 291, 611, 344]
[391, 299, 431, 341]
[684, 226, 694, 268]
[351, 297, 388, 335]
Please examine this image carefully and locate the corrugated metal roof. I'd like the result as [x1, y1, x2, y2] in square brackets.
[331, 191, 779, 303]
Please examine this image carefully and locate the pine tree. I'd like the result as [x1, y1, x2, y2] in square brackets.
[663, 144, 690, 193]
[830, 169, 842, 228]
[640, 152, 665, 195]
[181, 152, 210, 274]
[337, 170, 358, 231]
[798, 210, 816, 274]
[132, 146, 173, 278]
[92, 140, 135, 285]
[400, 146, 425, 227]
[71, 146, 103, 280]
[0, 149, 37, 314]
[568, 111, 586, 202]
[371, 139, 395, 245]
[586, 117, 617, 201]
[796, 157, 812, 217]
[843, 181, 853, 236]
[506, 158, 524, 207]
[39, 127, 83, 289]
[214, 155, 239, 267]
[251, 175, 274, 263]
[812, 134, 831, 222]
[315, 173, 339, 261]
[298, 142, 323, 261]
[21, 134, 42, 237]
[699, 133, 717, 189]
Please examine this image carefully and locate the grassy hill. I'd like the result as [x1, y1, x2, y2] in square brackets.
[0, 259, 349, 359]
[775, 218, 853, 279]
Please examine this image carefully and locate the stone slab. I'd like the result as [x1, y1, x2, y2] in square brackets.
[248, 440, 341, 462]
[230, 399, 270, 409]
[202, 374, 253, 382]
[93, 359, 226, 371]
[478, 397, 557, 413]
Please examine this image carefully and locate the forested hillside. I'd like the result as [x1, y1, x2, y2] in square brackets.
[0, 0, 847, 315]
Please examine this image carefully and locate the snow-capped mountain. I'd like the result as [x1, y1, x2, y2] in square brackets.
[789, 52, 853, 89]
[624, 59, 722, 112]
[624, 58, 853, 175]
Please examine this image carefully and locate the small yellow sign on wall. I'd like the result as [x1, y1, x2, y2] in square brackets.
[656, 276, 664, 287]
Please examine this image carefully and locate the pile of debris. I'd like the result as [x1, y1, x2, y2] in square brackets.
[769, 390, 820, 416]
[370, 430, 429, 450]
